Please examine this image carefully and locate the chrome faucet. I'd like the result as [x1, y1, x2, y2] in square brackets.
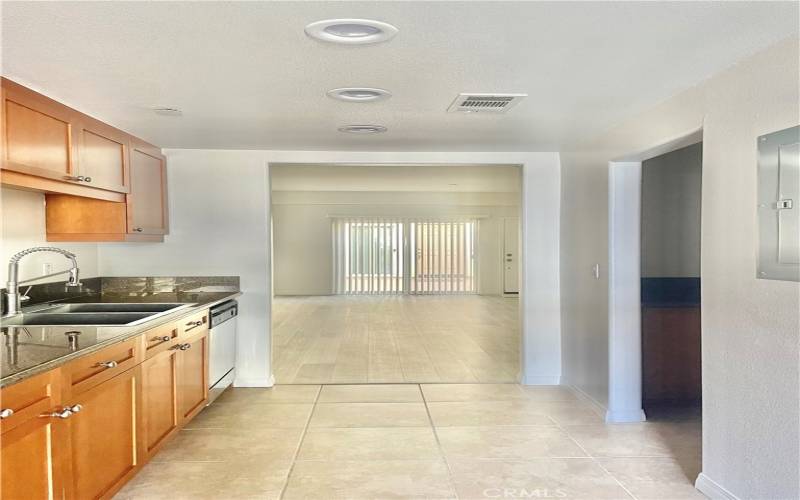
[4, 247, 81, 317]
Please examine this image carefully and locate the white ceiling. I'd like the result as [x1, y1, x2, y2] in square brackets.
[270, 164, 521, 192]
[2, 1, 797, 152]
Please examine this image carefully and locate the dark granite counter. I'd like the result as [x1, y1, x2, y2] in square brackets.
[0, 277, 241, 388]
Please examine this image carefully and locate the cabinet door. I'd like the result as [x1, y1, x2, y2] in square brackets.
[1, 415, 69, 500]
[128, 138, 168, 235]
[177, 331, 208, 423]
[2, 78, 76, 181]
[75, 116, 130, 194]
[140, 347, 179, 458]
[67, 368, 140, 500]
[0, 368, 67, 500]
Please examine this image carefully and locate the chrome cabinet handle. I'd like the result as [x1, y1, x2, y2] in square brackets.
[0, 408, 14, 419]
[42, 408, 73, 419]
[170, 343, 191, 351]
[67, 404, 83, 413]
[180, 343, 191, 351]
[186, 320, 203, 327]
[64, 175, 92, 183]
[95, 360, 118, 369]
[152, 335, 171, 342]
[133, 227, 144, 232]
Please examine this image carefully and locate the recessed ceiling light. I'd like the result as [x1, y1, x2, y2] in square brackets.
[305, 19, 398, 45]
[327, 87, 391, 102]
[152, 107, 182, 117]
[338, 124, 388, 134]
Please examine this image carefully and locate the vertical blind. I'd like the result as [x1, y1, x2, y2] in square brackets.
[332, 217, 478, 295]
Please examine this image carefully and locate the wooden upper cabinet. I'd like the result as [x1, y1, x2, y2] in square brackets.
[128, 138, 168, 235]
[74, 115, 131, 194]
[2, 78, 75, 180]
[1, 78, 149, 202]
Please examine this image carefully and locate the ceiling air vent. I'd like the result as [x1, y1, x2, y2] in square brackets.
[447, 93, 527, 113]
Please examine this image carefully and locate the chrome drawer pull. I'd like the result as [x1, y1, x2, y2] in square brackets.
[67, 404, 83, 413]
[186, 320, 203, 327]
[0, 408, 14, 419]
[42, 409, 73, 419]
[95, 360, 118, 369]
[64, 175, 92, 183]
[180, 343, 191, 351]
[152, 335, 171, 342]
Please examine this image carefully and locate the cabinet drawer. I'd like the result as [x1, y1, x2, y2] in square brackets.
[178, 310, 209, 337]
[62, 338, 142, 398]
[0, 369, 61, 435]
[143, 322, 180, 359]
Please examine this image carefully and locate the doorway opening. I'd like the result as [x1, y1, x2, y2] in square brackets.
[269, 163, 522, 384]
[607, 128, 703, 486]
[640, 143, 702, 420]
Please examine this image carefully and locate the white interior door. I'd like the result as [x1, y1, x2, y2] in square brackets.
[503, 217, 520, 294]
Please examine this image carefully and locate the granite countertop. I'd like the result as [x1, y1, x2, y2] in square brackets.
[0, 290, 241, 388]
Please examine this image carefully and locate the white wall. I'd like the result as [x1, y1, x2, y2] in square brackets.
[99, 150, 561, 387]
[560, 37, 799, 499]
[641, 143, 702, 278]
[1, 187, 99, 284]
[97, 150, 272, 386]
[272, 190, 520, 296]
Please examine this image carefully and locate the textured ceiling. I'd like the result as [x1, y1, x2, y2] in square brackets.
[2, 1, 797, 151]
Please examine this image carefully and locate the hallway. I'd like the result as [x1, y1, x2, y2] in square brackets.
[116, 384, 702, 499]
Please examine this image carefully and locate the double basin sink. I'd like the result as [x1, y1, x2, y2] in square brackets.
[2, 303, 192, 326]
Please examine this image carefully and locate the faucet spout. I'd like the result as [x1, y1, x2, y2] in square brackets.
[4, 247, 81, 317]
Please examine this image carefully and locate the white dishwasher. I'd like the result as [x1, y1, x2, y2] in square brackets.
[207, 300, 237, 404]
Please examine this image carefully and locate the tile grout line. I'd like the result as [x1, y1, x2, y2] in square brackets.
[277, 384, 323, 500]
[550, 420, 639, 500]
[419, 383, 461, 500]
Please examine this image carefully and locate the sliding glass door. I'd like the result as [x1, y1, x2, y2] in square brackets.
[332, 218, 477, 295]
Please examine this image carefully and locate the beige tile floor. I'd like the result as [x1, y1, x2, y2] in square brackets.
[115, 384, 704, 500]
[272, 296, 520, 384]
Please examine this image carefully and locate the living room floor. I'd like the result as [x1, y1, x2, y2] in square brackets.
[272, 295, 520, 384]
[115, 384, 703, 500]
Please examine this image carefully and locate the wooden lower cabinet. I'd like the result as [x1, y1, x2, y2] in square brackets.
[0, 309, 211, 500]
[140, 347, 180, 457]
[66, 367, 140, 500]
[177, 331, 209, 423]
[1, 411, 69, 500]
[0, 368, 67, 499]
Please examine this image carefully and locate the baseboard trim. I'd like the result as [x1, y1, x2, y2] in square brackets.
[521, 375, 561, 385]
[695, 473, 740, 500]
[233, 374, 275, 388]
[605, 408, 647, 423]
[565, 383, 608, 417]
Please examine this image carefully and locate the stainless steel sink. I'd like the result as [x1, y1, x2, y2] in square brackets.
[2, 303, 193, 326]
[2, 312, 155, 326]
[35, 303, 187, 314]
